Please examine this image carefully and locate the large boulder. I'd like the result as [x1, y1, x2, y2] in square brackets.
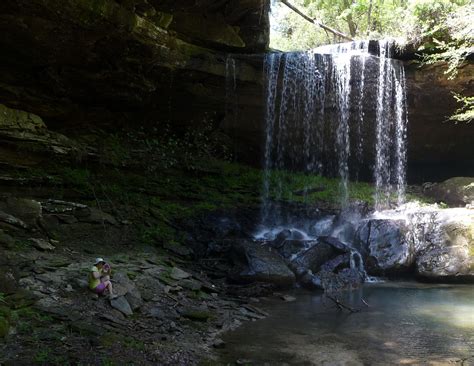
[230, 240, 295, 287]
[424, 177, 474, 207]
[356, 219, 413, 275]
[289, 237, 348, 278]
[416, 216, 474, 281]
[274, 239, 308, 259]
[0, 197, 42, 227]
[299, 253, 364, 291]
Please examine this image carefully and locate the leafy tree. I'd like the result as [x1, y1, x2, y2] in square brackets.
[270, 0, 470, 50]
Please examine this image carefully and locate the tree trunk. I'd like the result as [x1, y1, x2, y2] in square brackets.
[366, 0, 373, 36]
[343, 0, 357, 38]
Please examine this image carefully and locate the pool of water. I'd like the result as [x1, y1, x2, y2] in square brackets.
[218, 283, 474, 365]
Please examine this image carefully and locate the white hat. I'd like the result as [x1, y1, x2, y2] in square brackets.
[94, 257, 105, 264]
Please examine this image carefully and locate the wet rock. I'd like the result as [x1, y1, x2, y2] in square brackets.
[276, 240, 307, 259]
[309, 216, 336, 237]
[424, 177, 474, 207]
[318, 236, 351, 253]
[230, 240, 296, 287]
[356, 219, 413, 275]
[299, 271, 324, 290]
[270, 229, 292, 248]
[169, 267, 191, 280]
[110, 296, 133, 316]
[289, 240, 343, 278]
[416, 219, 474, 280]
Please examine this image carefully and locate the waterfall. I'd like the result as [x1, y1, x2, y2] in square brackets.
[260, 40, 408, 230]
[374, 40, 408, 210]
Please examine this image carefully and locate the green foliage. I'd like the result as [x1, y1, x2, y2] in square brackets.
[449, 94, 474, 123]
[34, 348, 52, 363]
[419, 3, 473, 122]
[270, 0, 470, 51]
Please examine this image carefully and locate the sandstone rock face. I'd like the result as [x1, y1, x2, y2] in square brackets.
[357, 206, 474, 282]
[404, 63, 474, 181]
[0, 0, 472, 182]
[424, 177, 474, 207]
[0, 0, 266, 157]
[416, 218, 474, 280]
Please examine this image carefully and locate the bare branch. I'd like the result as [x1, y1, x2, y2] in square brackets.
[280, 0, 354, 42]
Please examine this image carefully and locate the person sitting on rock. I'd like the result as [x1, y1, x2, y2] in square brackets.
[89, 258, 117, 299]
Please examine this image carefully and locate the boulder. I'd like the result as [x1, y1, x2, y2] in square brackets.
[299, 271, 323, 290]
[289, 238, 348, 278]
[0, 198, 42, 227]
[169, 267, 191, 280]
[110, 296, 133, 316]
[112, 272, 139, 297]
[29, 238, 55, 251]
[124, 286, 143, 311]
[416, 218, 474, 281]
[424, 177, 474, 207]
[230, 240, 295, 287]
[276, 239, 307, 259]
[356, 219, 413, 275]
[179, 305, 212, 321]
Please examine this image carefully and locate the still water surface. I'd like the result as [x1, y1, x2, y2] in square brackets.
[218, 283, 474, 365]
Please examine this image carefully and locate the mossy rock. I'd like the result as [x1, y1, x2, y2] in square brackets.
[180, 307, 212, 321]
[425, 177, 474, 207]
[0, 230, 15, 249]
[0, 316, 10, 338]
[5, 290, 37, 309]
[0, 306, 11, 320]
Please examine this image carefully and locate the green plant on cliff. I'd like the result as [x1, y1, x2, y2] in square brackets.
[420, 3, 473, 123]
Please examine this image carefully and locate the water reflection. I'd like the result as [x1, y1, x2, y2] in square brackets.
[218, 283, 474, 365]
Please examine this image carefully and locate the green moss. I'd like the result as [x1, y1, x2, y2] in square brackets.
[0, 316, 10, 338]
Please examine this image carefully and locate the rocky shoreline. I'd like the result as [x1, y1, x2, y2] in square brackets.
[1, 245, 274, 365]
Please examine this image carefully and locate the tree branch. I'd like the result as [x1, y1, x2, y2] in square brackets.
[325, 295, 361, 313]
[280, 0, 354, 42]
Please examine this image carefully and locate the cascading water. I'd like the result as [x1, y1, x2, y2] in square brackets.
[256, 40, 409, 283]
[260, 40, 408, 231]
[374, 40, 408, 210]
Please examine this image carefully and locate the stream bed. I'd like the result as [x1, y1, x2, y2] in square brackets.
[218, 283, 474, 365]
